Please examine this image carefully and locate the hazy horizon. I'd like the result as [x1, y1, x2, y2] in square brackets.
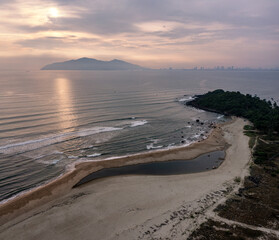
[1, 0, 279, 70]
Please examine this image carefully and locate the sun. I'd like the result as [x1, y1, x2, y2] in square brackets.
[48, 7, 59, 18]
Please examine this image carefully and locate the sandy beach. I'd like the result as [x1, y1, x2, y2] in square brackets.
[0, 117, 251, 239]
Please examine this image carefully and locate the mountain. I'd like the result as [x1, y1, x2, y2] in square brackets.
[41, 58, 148, 70]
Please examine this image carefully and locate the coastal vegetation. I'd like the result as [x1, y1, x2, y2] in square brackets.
[187, 89, 279, 174]
[188, 90, 279, 239]
[187, 89, 279, 167]
[187, 89, 279, 173]
[187, 89, 279, 135]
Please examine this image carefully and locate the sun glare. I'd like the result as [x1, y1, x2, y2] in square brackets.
[49, 7, 59, 18]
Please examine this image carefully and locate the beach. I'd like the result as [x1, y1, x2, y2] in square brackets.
[0, 117, 251, 239]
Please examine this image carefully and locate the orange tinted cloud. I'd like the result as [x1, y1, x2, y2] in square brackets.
[0, 0, 278, 69]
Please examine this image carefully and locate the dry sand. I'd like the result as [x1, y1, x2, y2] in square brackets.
[0, 118, 251, 239]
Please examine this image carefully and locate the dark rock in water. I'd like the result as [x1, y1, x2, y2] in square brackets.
[196, 119, 200, 123]
[188, 122, 190, 124]
[181, 136, 184, 138]
[201, 122, 204, 125]
[181, 140, 185, 143]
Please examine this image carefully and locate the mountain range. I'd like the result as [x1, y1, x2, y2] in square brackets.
[41, 58, 147, 70]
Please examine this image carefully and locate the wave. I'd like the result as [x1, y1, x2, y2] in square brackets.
[217, 115, 224, 119]
[178, 96, 195, 102]
[0, 126, 122, 154]
[87, 153, 102, 158]
[146, 139, 163, 150]
[0, 127, 214, 204]
[130, 120, 148, 127]
[38, 158, 62, 165]
[192, 108, 205, 113]
[146, 143, 163, 150]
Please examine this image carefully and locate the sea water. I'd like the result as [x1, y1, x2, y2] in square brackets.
[0, 69, 278, 201]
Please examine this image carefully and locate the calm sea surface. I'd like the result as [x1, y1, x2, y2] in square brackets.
[0, 70, 278, 201]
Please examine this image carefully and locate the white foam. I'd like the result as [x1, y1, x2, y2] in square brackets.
[53, 150, 64, 154]
[186, 125, 192, 128]
[181, 140, 193, 147]
[193, 133, 201, 139]
[192, 108, 205, 113]
[87, 153, 102, 158]
[0, 126, 122, 154]
[146, 144, 163, 150]
[167, 143, 175, 147]
[77, 127, 122, 137]
[217, 115, 224, 119]
[85, 145, 94, 149]
[51, 159, 60, 165]
[146, 139, 163, 150]
[130, 120, 148, 127]
[68, 155, 79, 159]
[38, 157, 62, 165]
[178, 96, 195, 102]
[29, 149, 64, 162]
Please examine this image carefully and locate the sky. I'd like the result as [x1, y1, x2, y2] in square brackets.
[0, 0, 279, 70]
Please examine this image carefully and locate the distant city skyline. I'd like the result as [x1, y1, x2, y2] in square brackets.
[0, 0, 279, 70]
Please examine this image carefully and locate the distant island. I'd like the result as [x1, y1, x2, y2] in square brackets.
[41, 57, 148, 70]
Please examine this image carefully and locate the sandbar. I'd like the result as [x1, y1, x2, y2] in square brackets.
[0, 118, 251, 239]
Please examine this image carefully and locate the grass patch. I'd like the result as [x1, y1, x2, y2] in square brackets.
[248, 136, 256, 149]
[244, 125, 255, 131]
[254, 140, 279, 165]
[234, 176, 241, 183]
[262, 134, 279, 141]
[244, 131, 257, 137]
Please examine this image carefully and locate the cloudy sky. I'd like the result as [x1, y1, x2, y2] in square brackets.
[0, 0, 278, 69]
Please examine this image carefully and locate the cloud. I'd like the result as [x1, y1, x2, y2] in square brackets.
[0, 0, 279, 68]
[16, 36, 71, 49]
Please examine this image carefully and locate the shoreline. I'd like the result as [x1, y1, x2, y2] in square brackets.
[0, 117, 251, 239]
[0, 119, 228, 225]
[0, 119, 216, 205]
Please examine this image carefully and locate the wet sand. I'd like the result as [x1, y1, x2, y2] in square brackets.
[0, 118, 251, 239]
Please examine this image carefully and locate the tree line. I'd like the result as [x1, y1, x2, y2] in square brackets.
[187, 89, 279, 134]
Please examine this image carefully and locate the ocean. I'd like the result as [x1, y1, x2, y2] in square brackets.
[0, 69, 278, 202]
